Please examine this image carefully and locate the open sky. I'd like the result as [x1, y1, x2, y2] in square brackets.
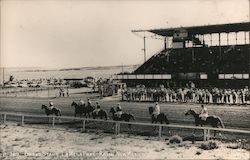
[1, 0, 249, 69]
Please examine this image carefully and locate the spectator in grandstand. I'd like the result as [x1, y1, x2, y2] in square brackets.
[115, 103, 123, 118]
[93, 102, 101, 115]
[153, 102, 160, 119]
[199, 105, 208, 120]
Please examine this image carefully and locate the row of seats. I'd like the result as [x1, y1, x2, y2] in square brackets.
[134, 45, 249, 74]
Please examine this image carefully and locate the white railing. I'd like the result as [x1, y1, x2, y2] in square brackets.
[0, 112, 249, 141]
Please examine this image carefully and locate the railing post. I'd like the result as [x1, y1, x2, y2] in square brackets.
[115, 122, 120, 135]
[21, 115, 24, 126]
[3, 114, 6, 124]
[52, 116, 55, 127]
[115, 122, 118, 135]
[207, 129, 210, 140]
[82, 120, 86, 132]
[203, 129, 207, 141]
[159, 125, 162, 139]
[118, 122, 120, 135]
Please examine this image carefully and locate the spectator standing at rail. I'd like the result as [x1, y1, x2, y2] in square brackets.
[153, 102, 160, 119]
[199, 105, 208, 120]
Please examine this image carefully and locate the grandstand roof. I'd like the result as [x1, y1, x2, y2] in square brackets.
[132, 22, 250, 37]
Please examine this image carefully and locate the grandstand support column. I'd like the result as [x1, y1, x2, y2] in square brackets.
[249, 0, 250, 88]
[235, 32, 238, 45]
[210, 34, 212, 46]
[164, 37, 167, 50]
[227, 33, 229, 45]
[219, 33, 221, 58]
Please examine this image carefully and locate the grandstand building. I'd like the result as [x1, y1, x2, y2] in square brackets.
[114, 22, 250, 89]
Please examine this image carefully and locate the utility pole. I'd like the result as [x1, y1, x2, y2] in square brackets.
[143, 35, 146, 63]
[2, 67, 4, 86]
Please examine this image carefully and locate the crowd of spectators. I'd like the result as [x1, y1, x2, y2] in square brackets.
[122, 85, 250, 105]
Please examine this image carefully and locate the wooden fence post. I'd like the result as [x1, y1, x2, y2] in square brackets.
[3, 114, 6, 124]
[82, 120, 86, 132]
[203, 129, 207, 141]
[115, 122, 117, 135]
[118, 122, 120, 135]
[21, 115, 24, 126]
[52, 116, 55, 127]
[207, 129, 210, 140]
[159, 126, 162, 139]
[115, 122, 120, 135]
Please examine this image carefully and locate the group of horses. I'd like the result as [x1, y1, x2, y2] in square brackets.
[41, 101, 225, 136]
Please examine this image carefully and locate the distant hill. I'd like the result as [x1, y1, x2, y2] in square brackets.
[59, 64, 139, 71]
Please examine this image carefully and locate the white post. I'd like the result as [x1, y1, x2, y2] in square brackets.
[3, 114, 6, 124]
[115, 122, 118, 135]
[52, 116, 55, 127]
[203, 129, 208, 141]
[82, 120, 86, 132]
[207, 129, 210, 140]
[21, 115, 24, 126]
[159, 125, 162, 139]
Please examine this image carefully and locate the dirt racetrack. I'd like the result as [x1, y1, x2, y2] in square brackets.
[0, 94, 250, 140]
[1, 94, 249, 127]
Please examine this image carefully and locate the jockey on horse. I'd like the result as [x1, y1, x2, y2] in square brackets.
[93, 102, 101, 115]
[153, 102, 160, 119]
[115, 103, 123, 118]
[199, 105, 208, 121]
[79, 98, 85, 106]
[49, 101, 54, 110]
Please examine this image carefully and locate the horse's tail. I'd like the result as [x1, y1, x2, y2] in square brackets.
[58, 109, 62, 116]
[165, 114, 170, 124]
[104, 111, 108, 120]
[218, 117, 224, 128]
[148, 106, 154, 115]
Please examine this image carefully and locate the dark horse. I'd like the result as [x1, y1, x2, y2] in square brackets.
[110, 107, 135, 130]
[110, 107, 135, 122]
[41, 104, 62, 116]
[148, 106, 169, 124]
[71, 101, 85, 117]
[92, 110, 108, 120]
[71, 101, 94, 118]
[185, 109, 225, 136]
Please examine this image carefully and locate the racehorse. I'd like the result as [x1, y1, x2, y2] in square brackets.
[185, 109, 225, 136]
[110, 107, 135, 129]
[148, 106, 169, 124]
[110, 107, 135, 122]
[71, 101, 94, 118]
[71, 101, 85, 117]
[92, 109, 108, 120]
[41, 104, 62, 116]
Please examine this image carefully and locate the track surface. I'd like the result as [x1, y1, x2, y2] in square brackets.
[0, 95, 249, 130]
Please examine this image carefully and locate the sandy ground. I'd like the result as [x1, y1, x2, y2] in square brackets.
[0, 124, 249, 160]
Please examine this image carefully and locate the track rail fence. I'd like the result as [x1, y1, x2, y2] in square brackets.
[0, 112, 249, 141]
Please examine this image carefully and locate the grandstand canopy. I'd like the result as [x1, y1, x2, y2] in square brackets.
[132, 22, 250, 37]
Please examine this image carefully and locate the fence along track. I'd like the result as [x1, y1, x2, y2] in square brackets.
[0, 112, 249, 141]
